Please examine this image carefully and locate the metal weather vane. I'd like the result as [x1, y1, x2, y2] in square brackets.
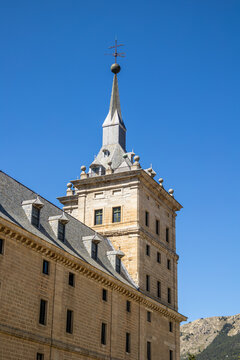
[105, 39, 125, 74]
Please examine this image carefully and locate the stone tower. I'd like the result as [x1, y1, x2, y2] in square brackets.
[58, 63, 182, 313]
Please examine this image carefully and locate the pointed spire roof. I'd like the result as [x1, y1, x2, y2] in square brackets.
[102, 75, 126, 130]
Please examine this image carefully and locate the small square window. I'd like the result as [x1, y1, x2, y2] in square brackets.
[101, 322, 107, 345]
[146, 244, 150, 256]
[102, 288, 107, 301]
[36, 353, 44, 360]
[112, 207, 121, 223]
[66, 309, 73, 334]
[91, 242, 98, 260]
[0, 239, 4, 254]
[145, 211, 149, 227]
[42, 260, 49, 275]
[169, 321, 173, 332]
[126, 300, 131, 313]
[94, 209, 103, 225]
[157, 252, 161, 263]
[58, 222, 65, 242]
[147, 311, 151, 322]
[39, 299, 47, 325]
[68, 272, 75, 287]
[166, 227, 169, 242]
[167, 259, 171, 270]
[116, 256, 121, 274]
[156, 219, 159, 235]
[146, 275, 150, 292]
[32, 205, 40, 227]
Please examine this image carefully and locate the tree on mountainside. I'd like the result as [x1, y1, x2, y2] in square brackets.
[188, 354, 196, 360]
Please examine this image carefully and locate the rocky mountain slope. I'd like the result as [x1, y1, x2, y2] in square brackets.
[180, 314, 240, 360]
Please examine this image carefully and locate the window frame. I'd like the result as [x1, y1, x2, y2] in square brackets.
[36, 353, 44, 360]
[0, 238, 4, 255]
[126, 300, 131, 313]
[39, 299, 47, 325]
[102, 288, 107, 301]
[156, 219, 159, 235]
[66, 309, 73, 334]
[157, 281, 161, 298]
[112, 206, 121, 223]
[147, 311, 151, 323]
[126, 332, 131, 353]
[170, 350, 173, 360]
[91, 242, 98, 260]
[101, 322, 107, 345]
[68, 272, 75, 287]
[94, 209, 103, 225]
[145, 211, 149, 227]
[146, 275, 150, 292]
[166, 227, 169, 242]
[42, 260, 49, 275]
[58, 221, 65, 242]
[168, 287, 171, 304]
[167, 259, 171, 270]
[116, 256, 121, 274]
[169, 321, 173, 332]
[146, 244, 150, 256]
[31, 205, 40, 228]
[147, 341, 151, 360]
[157, 251, 161, 263]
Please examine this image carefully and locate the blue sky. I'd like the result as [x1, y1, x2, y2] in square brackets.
[1, 0, 240, 323]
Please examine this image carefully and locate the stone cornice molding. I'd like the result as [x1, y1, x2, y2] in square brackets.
[0, 216, 186, 322]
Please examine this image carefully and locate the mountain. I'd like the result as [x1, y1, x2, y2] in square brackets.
[180, 314, 240, 360]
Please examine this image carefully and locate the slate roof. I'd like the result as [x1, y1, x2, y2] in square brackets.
[0, 171, 136, 288]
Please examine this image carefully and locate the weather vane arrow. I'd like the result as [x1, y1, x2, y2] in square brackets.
[105, 39, 125, 74]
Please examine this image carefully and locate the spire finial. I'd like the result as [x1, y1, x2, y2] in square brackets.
[105, 39, 125, 74]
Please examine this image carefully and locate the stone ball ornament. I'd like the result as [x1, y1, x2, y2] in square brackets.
[81, 165, 86, 172]
[134, 155, 140, 162]
[168, 188, 174, 196]
[67, 182, 72, 189]
[111, 63, 121, 74]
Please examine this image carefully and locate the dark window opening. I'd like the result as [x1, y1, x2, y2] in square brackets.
[167, 259, 171, 270]
[146, 275, 150, 292]
[166, 227, 169, 242]
[156, 219, 159, 235]
[116, 256, 121, 274]
[66, 309, 73, 334]
[157, 281, 161, 298]
[112, 207, 121, 223]
[0, 239, 4, 254]
[147, 341, 151, 360]
[169, 321, 173, 332]
[126, 332, 131, 353]
[157, 252, 161, 263]
[91, 242, 98, 260]
[58, 221, 65, 242]
[170, 350, 173, 360]
[145, 211, 149, 227]
[36, 353, 44, 360]
[68, 272, 75, 287]
[42, 260, 49, 275]
[32, 205, 40, 227]
[168, 288, 171, 304]
[102, 288, 107, 301]
[94, 209, 103, 225]
[39, 299, 47, 325]
[147, 311, 151, 322]
[101, 323, 107, 345]
[126, 300, 131, 313]
[146, 244, 150, 256]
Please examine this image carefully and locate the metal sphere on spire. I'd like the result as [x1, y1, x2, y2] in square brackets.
[111, 63, 121, 74]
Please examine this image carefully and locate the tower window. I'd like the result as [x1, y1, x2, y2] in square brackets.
[94, 209, 103, 225]
[116, 256, 121, 274]
[91, 242, 98, 260]
[58, 222, 65, 242]
[170, 350, 173, 360]
[36, 354, 44, 360]
[102, 288, 107, 301]
[166, 227, 169, 242]
[32, 205, 40, 228]
[146, 244, 150, 256]
[167, 259, 171, 270]
[42, 260, 49, 275]
[68, 272, 75, 287]
[146, 275, 150, 292]
[126, 332, 131, 353]
[156, 219, 159, 235]
[157, 281, 161, 298]
[147, 341, 151, 360]
[126, 300, 131, 313]
[168, 288, 171, 304]
[112, 207, 121, 223]
[145, 211, 149, 227]
[101, 323, 107, 345]
[66, 309, 73, 334]
[157, 252, 161, 263]
[0, 239, 4, 254]
[169, 321, 173, 332]
[39, 299, 47, 325]
[147, 311, 151, 322]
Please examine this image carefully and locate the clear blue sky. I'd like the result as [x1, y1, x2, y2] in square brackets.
[1, 0, 240, 323]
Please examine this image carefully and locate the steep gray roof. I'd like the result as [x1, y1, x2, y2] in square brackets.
[0, 171, 136, 288]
